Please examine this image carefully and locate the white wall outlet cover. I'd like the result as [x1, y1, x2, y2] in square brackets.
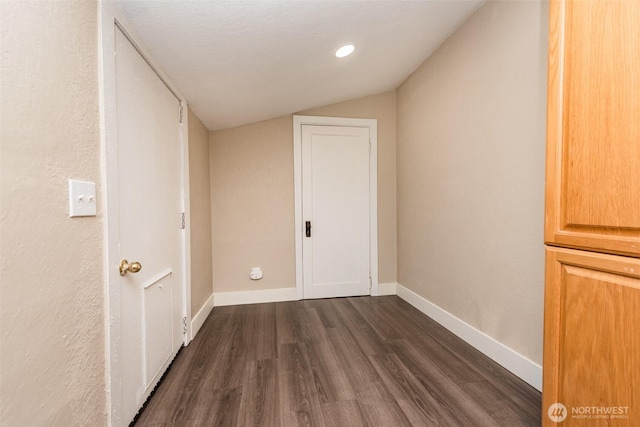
[250, 267, 263, 280]
[69, 179, 97, 217]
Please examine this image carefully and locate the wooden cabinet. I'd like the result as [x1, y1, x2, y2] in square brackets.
[543, 247, 640, 425]
[543, 0, 640, 425]
[545, 0, 640, 257]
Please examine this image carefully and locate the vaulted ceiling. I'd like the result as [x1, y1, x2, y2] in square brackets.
[114, 0, 485, 130]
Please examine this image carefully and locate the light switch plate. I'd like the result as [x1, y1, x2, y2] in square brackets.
[69, 179, 97, 217]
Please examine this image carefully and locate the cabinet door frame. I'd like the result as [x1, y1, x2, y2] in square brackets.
[545, 0, 640, 257]
[543, 246, 640, 425]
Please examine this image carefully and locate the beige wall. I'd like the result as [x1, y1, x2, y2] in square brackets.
[0, 1, 106, 425]
[209, 91, 397, 293]
[300, 91, 397, 284]
[396, 0, 548, 364]
[188, 108, 214, 315]
[210, 116, 296, 292]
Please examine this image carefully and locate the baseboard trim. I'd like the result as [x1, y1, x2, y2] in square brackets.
[396, 283, 542, 391]
[190, 293, 214, 340]
[377, 282, 397, 296]
[213, 287, 298, 307]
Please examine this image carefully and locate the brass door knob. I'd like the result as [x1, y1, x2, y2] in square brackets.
[119, 259, 142, 276]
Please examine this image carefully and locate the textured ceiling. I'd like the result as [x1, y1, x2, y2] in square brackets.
[114, 0, 485, 130]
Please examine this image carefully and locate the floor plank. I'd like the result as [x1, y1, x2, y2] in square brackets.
[369, 352, 455, 426]
[320, 400, 366, 427]
[388, 339, 501, 426]
[275, 302, 302, 345]
[355, 381, 412, 427]
[278, 342, 325, 427]
[238, 359, 280, 426]
[326, 327, 379, 393]
[299, 308, 355, 403]
[134, 296, 541, 426]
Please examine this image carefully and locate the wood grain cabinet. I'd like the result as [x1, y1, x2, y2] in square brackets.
[545, 0, 640, 257]
[543, 0, 640, 425]
[543, 247, 640, 425]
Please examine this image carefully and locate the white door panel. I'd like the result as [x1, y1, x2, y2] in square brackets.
[302, 125, 370, 299]
[143, 272, 174, 389]
[115, 27, 183, 423]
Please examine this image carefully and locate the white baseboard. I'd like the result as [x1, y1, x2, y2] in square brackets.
[213, 287, 298, 307]
[396, 283, 542, 391]
[190, 293, 214, 340]
[377, 282, 397, 296]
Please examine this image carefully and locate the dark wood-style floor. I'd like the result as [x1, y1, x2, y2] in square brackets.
[135, 296, 541, 426]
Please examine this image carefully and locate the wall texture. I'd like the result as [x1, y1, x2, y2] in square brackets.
[209, 91, 397, 294]
[396, 0, 548, 364]
[300, 91, 397, 284]
[0, 0, 106, 425]
[210, 116, 296, 292]
[188, 108, 214, 315]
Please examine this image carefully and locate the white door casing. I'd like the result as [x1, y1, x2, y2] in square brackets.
[293, 116, 379, 299]
[100, 7, 192, 426]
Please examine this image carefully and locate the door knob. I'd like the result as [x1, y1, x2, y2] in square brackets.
[119, 259, 142, 276]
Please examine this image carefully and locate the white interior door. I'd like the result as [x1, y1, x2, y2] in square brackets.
[115, 27, 184, 423]
[302, 125, 371, 299]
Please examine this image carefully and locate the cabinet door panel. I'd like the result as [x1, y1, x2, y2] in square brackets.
[545, 0, 640, 256]
[543, 247, 640, 426]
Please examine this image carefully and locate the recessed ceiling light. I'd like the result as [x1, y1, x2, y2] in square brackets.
[335, 44, 355, 58]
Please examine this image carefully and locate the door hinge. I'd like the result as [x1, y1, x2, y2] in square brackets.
[369, 275, 372, 291]
[181, 212, 186, 229]
[369, 139, 371, 154]
[183, 316, 187, 336]
[179, 105, 184, 124]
